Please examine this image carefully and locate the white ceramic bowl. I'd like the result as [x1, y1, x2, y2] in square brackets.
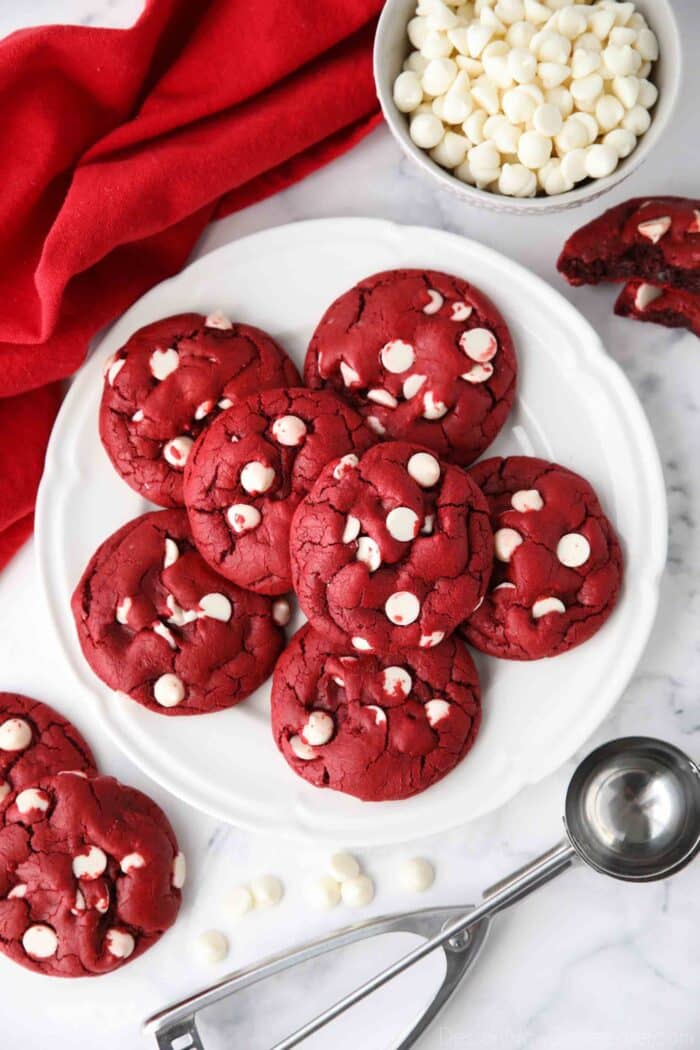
[374, 0, 682, 213]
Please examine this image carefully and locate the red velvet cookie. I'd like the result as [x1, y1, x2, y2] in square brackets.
[72, 509, 286, 716]
[461, 456, 623, 660]
[0, 695, 96, 807]
[557, 197, 700, 292]
[0, 772, 183, 977]
[184, 388, 375, 596]
[615, 281, 700, 339]
[290, 441, 493, 653]
[271, 625, 481, 801]
[303, 269, 517, 466]
[100, 311, 299, 507]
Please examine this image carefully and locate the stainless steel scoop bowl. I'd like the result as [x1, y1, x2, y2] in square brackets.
[145, 737, 700, 1050]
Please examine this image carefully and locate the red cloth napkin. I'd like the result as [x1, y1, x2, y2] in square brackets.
[0, 0, 383, 570]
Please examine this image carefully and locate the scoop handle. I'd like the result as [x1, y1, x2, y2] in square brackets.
[272, 839, 577, 1050]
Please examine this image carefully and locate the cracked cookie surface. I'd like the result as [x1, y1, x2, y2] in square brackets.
[557, 196, 700, 293]
[290, 441, 493, 653]
[461, 456, 623, 660]
[0, 694, 96, 802]
[184, 388, 375, 595]
[71, 509, 285, 715]
[100, 312, 299, 507]
[271, 625, 481, 801]
[0, 772, 182, 977]
[303, 268, 517, 466]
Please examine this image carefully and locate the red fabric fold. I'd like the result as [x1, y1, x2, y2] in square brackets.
[0, 0, 383, 569]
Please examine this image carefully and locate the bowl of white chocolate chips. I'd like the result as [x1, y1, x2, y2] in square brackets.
[374, 0, 681, 210]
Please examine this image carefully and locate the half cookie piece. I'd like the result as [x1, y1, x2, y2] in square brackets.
[0, 772, 183, 977]
[271, 625, 481, 802]
[184, 388, 375, 595]
[557, 197, 700, 292]
[615, 281, 700, 339]
[304, 268, 517, 466]
[72, 509, 286, 715]
[0, 693, 97, 803]
[290, 441, 493, 654]
[461, 456, 623, 660]
[100, 311, 299, 507]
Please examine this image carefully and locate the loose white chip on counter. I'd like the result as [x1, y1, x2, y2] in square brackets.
[0, 718, 32, 751]
[407, 451, 441, 487]
[494, 527, 523, 562]
[149, 347, 179, 381]
[399, 858, 435, 893]
[306, 876, 342, 911]
[250, 874, 284, 909]
[199, 593, 232, 622]
[163, 436, 193, 468]
[227, 503, 262, 534]
[153, 673, 185, 708]
[23, 924, 58, 959]
[386, 507, 420, 542]
[302, 711, 334, 747]
[227, 884, 254, 918]
[240, 461, 275, 495]
[341, 874, 375, 908]
[532, 596, 566, 619]
[328, 852, 361, 883]
[272, 599, 291, 626]
[556, 532, 591, 567]
[195, 930, 229, 965]
[385, 591, 421, 626]
[272, 415, 307, 447]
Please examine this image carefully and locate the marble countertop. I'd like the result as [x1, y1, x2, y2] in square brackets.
[1, 2, 698, 1048]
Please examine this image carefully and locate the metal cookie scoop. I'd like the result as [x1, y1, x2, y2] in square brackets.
[145, 736, 700, 1050]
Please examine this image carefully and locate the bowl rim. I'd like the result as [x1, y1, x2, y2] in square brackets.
[373, 0, 683, 212]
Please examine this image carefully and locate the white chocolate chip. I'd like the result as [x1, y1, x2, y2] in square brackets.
[131, 409, 144, 423]
[532, 596, 566, 618]
[8, 883, 27, 899]
[163, 538, 179, 568]
[107, 358, 125, 386]
[227, 503, 261, 534]
[333, 454, 359, 479]
[166, 595, 199, 627]
[172, 851, 187, 889]
[290, 734, 316, 759]
[22, 924, 58, 959]
[419, 631, 445, 648]
[0, 718, 32, 752]
[272, 599, 291, 626]
[115, 597, 132, 625]
[199, 593, 232, 622]
[240, 461, 275, 495]
[218, 397, 233, 410]
[385, 591, 421, 626]
[460, 327, 498, 362]
[227, 885, 253, 918]
[403, 373, 427, 400]
[152, 621, 177, 650]
[386, 507, 420, 542]
[461, 362, 494, 383]
[341, 874, 375, 908]
[407, 452, 441, 487]
[305, 876, 341, 910]
[195, 930, 228, 964]
[635, 283, 662, 310]
[423, 289, 444, 314]
[302, 711, 334, 747]
[250, 875, 283, 909]
[422, 391, 448, 420]
[15, 788, 50, 815]
[153, 673, 185, 708]
[425, 699, 451, 726]
[421, 514, 435, 535]
[511, 488, 543, 512]
[149, 347, 179, 381]
[399, 858, 435, 893]
[351, 636, 373, 652]
[272, 415, 307, 446]
[366, 705, 387, 726]
[380, 340, 415, 374]
[394, 69, 423, 113]
[342, 515, 361, 544]
[120, 852, 145, 874]
[340, 361, 361, 387]
[96, 893, 109, 914]
[328, 852, 361, 881]
[367, 388, 398, 409]
[356, 537, 381, 573]
[72, 846, 107, 880]
[366, 416, 386, 435]
[194, 400, 214, 421]
[410, 111, 444, 148]
[494, 527, 523, 562]
[70, 888, 86, 914]
[163, 436, 193, 468]
[556, 532, 591, 567]
[382, 666, 412, 699]
[451, 302, 473, 321]
[585, 143, 618, 179]
[0, 781, 10, 803]
[637, 216, 671, 244]
[205, 311, 233, 330]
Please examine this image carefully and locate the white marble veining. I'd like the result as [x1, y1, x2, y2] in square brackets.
[0, 2, 698, 1048]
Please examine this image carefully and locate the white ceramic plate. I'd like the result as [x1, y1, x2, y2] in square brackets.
[36, 218, 667, 845]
